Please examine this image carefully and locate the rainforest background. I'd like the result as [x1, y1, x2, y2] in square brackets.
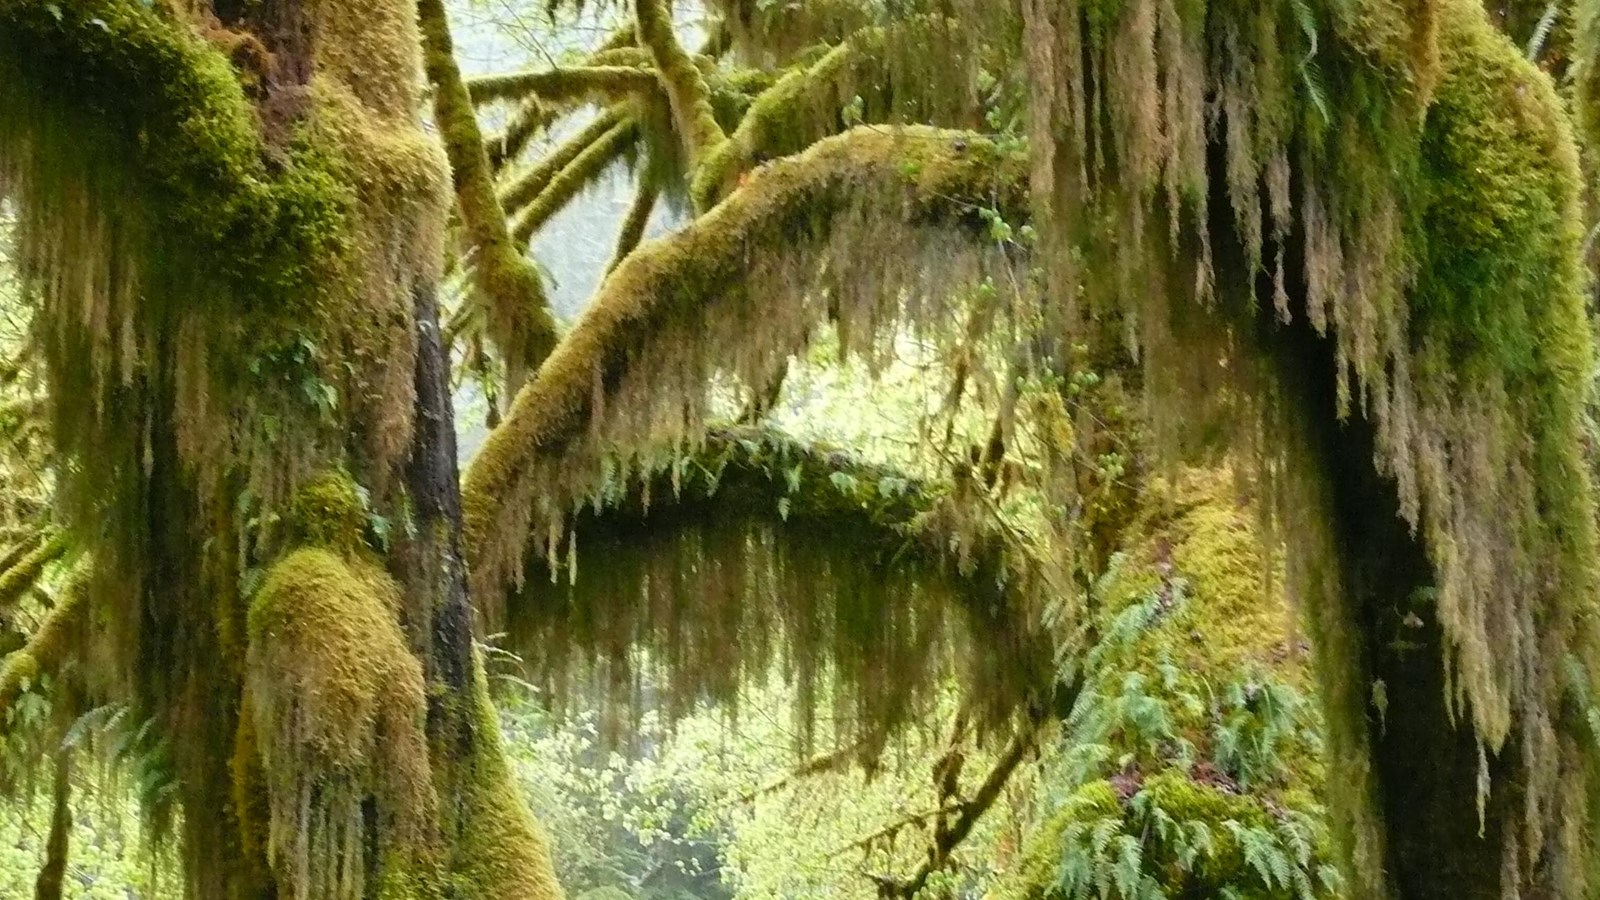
[0, 0, 1593, 898]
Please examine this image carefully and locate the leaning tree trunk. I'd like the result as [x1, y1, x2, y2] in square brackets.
[0, 0, 562, 896]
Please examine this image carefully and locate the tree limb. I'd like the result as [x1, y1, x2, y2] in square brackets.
[0, 573, 85, 716]
[418, 0, 558, 392]
[608, 180, 660, 274]
[467, 66, 662, 106]
[636, 0, 728, 167]
[509, 118, 640, 248]
[462, 125, 1028, 601]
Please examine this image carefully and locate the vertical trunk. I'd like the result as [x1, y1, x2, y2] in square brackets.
[33, 751, 70, 900]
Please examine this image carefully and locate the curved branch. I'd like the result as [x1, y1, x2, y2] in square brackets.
[636, 0, 728, 166]
[508, 426, 1055, 737]
[461, 125, 1028, 601]
[419, 0, 558, 390]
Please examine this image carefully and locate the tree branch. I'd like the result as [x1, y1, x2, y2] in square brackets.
[461, 125, 1028, 603]
[0, 573, 85, 716]
[509, 118, 640, 248]
[636, 0, 728, 167]
[418, 0, 558, 392]
[608, 180, 660, 273]
[467, 66, 662, 106]
[0, 534, 66, 616]
[878, 714, 1042, 897]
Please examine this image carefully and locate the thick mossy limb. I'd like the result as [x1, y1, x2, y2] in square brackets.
[245, 547, 435, 900]
[635, 0, 727, 167]
[0, 572, 85, 715]
[509, 427, 1054, 740]
[418, 0, 558, 391]
[460, 125, 1027, 602]
[0, 534, 66, 615]
[449, 660, 564, 900]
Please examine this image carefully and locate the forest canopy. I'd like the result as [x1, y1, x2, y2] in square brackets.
[0, 0, 1597, 898]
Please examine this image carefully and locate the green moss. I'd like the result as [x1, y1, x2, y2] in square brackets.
[462, 125, 1027, 601]
[418, 0, 558, 389]
[0, 534, 66, 614]
[246, 548, 436, 899]
[0, 0, 352, 314]
[286, 472, 369, 551]
[0, 569, 85, 713]
[636, 0, 728, 168]
[690, 18, 979, 210]
[449, 659, 563, 900]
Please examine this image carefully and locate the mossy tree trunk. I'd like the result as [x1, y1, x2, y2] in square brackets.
[0, 0, 561, 896]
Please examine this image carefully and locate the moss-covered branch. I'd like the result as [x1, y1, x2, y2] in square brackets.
[507, 426, 1056, 735]
[0, 573, 85, 715]
[502, 107, 629, 203]
[467, 66, 662, 106]
[0, 534, 66, 615]
[461, 125, 1028, 600]
[418, 0, 558, 390]
[608, 180, 659, 272]
[509, 117, 640, 248]
[636, 0, 728, 167]
[691, 18, 976, 209]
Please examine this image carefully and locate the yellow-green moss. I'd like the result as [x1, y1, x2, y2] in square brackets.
[418, 0, 557, 390]
[461, 125, 1028, 603]
[635, 0, 728, 168]
[0, 533, 66, 614]
[449, 659, 564, 900]
[286, 472, 369, 551]
[0, 568, 85, 713]
[246, 548, 435, 900]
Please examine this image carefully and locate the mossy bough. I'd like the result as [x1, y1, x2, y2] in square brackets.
[507, 427, 1056, 746]
[462, 125, 1029, 608]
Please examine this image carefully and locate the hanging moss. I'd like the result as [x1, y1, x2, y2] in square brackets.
[691, 17, 984, 210]
[635, 0, 728, 167]
[461, 125, 1029, 606]
[506, 427, 1056, 749]
[245, 546, 436, 900]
